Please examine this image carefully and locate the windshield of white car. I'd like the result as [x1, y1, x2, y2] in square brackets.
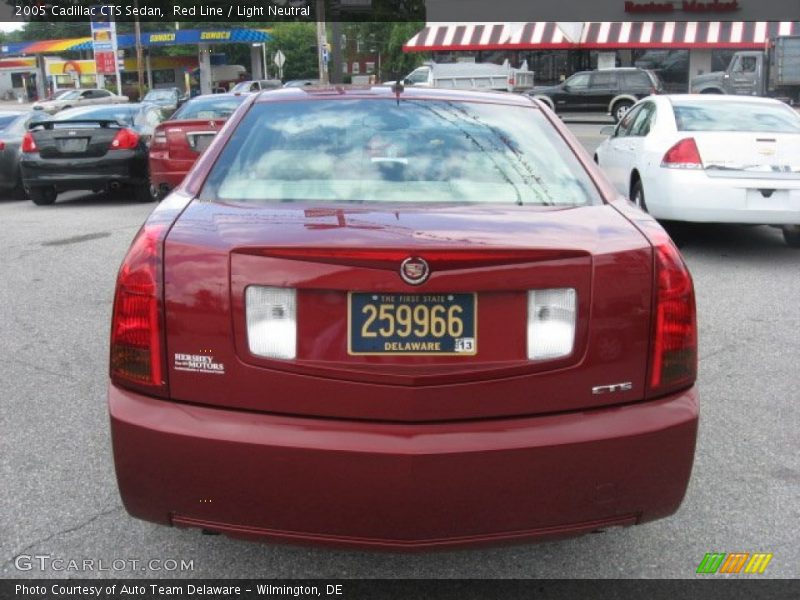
[144, 90, 176, 101]
[57, 91, 82, 101]
[672, 100, 800, 133]
[200, 99, 601, 207]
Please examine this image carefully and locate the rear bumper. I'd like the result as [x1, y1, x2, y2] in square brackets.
[148, 154, 194, 190]
[646, 168, 800, 224]
[109, 384, 698, 550]
[21, 152, 147, 190]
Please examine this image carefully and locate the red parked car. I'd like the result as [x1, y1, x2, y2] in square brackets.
[147, 93, 248, 200]
[109, 86, 698, 550]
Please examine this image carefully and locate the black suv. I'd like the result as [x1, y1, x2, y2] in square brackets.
[529, 68, 663, 122]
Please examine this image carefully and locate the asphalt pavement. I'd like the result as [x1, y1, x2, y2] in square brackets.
[1, 123, 798, 580]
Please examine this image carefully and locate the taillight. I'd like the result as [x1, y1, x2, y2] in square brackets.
[152, 129, 167, 147]
[110, 128, 140, 150]
[110, 221, 168, 397]
[22, 132, 37, 153]
[661, 138, 703, 169]
[646, 228, 697, 398]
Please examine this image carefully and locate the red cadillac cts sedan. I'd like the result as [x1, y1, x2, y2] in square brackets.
[109, 86, 698, 550]
[147, 93, 248, 200]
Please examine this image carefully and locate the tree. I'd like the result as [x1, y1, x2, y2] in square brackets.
[264, 22, 318, 80]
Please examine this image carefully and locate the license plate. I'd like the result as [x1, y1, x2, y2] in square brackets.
[57, 138, 88, 153]
[348, 292, 477, 355]
[189, 134, 215, 153]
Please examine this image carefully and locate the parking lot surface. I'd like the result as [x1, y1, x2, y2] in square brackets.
[1, 122, 798, 579]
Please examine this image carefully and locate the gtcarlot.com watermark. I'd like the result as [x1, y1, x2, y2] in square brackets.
[13, 554, 194, 573]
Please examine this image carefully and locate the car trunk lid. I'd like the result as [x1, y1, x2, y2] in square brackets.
[163, 201, 654, 422]
[694, 132, 800, 179]
[30, 120, 125, 159]
[162, 118, 225, 160]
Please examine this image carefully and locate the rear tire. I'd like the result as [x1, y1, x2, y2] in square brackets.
[612, 100, 633, 123]
[782, 225, 800, 248]
[28, 186, 57, 206]
[630, 179, 648, 213]
[11, 172, 28, 199]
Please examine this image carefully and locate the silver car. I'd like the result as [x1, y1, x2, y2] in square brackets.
[32, 88, 129, 115]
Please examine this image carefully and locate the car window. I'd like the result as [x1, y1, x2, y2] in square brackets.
[200, 99, 602, 207]
[740, 56, 757, 73]
[672, 100, 800, 133]
[630, 103, 656, 136]
[590, 71, 616, 89]
[80, 91, 93, 98]
[405, 68, 430, 84]
[615, 104, 643, 137]
[565, 73, 590, 90]
[59, 90, 81, 100]
[621, 71, 650, 88]
[171, 95, 247, 120]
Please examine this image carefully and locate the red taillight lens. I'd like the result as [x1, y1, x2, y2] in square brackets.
[22, 132, 37, 153]
[110, 221, 168, 397]
[661, 138, 703, 169]
[648, 233, 697, 397]
[110, 128, 140, 150]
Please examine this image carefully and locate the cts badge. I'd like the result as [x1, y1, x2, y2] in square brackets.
[400, 256, 430, 285]
[592, 382, 633, 395]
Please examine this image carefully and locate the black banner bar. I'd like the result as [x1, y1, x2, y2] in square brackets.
[3, 579, 800, 600]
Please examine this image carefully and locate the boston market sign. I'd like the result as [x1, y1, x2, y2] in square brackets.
[624, 0, 741, 13]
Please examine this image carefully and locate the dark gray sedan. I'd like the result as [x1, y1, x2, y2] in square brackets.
[0, 111, 50, 199]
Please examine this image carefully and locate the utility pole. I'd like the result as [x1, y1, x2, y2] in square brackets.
[330, 21, 343, 84]
[316, 0, 328, 84]
[134, 0, 144, 98]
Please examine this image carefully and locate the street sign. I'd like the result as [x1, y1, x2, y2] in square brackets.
[273, 50, 286, 69]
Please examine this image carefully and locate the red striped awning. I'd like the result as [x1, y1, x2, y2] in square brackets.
[581, 21, 800, 48]
[403, 23, 577, 52]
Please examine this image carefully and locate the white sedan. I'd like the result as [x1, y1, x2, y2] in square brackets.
[595, 94, 800, 247]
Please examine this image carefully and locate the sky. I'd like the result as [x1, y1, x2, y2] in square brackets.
[0, 22, 24, 33]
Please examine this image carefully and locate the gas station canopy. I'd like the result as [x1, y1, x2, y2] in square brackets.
[0, 28, 272, 56]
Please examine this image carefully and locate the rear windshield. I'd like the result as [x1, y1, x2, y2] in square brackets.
[672, 100, 800, 133]
[171, 95, 245, 120]
[200, 99, 601, 206]
[0, 114, 19, 130]
[55, 106, 137, 126]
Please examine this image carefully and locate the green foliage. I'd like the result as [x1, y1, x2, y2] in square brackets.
[264, 22, 318, 80]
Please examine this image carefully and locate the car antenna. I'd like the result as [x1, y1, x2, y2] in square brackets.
[391, 72, 404, 106]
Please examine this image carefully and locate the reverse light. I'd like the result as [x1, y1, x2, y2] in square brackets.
[110, 221, 168, 397]
[527, 288, 577, 360]
[246, 286, 297, 360]
[647, 228, 697, 397]
[661, 138, 703, 169]
[21, 132, 37, 153]
[110, 128, 140, 150]
[152, 129, 167, 147]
